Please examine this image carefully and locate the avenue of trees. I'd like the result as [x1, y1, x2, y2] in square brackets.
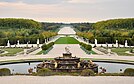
[71, 23, 93, 32]
[75, 18, 134, 46]
[0, 18, 61, 46]
[42, 22, 63, 31]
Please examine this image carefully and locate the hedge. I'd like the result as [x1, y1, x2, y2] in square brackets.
[0, 68, 11, 76]
[37, 68, 52, 76]
[81, 69, 95, 76]
[79, 42, 92, 51]
[124, 68, 134, 76]
[41, 42, 54, 50]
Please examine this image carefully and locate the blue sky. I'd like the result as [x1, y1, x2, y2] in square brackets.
[0, 0, 134, 23]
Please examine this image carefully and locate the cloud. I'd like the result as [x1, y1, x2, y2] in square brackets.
[0, 0, 69, 4]
[68, 0, 109, 4]
[0, 0, 134, 23]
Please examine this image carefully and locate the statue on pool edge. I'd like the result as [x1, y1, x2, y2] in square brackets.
[65, 46, 70, 53]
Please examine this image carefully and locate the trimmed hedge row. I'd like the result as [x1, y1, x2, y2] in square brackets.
[37, 68, 52, 76]
[81, 69, 95, 76]
[79, 42, 92, 51]
[33, 68, 134, 76]
[0, 68, 11, 76]
[41, 42, 54, 50]
[124, 68, 134, 76]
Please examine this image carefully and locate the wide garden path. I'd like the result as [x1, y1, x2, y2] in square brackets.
[47, 44, 87, 57]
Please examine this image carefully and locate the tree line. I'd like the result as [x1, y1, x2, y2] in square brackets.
[0, 18, 41, 29]
[74, 18, 134, 46]
[0, 18, 61, 46]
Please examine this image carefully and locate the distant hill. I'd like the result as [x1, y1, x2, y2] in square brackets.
[93, 18, 134, 30]
[0, 18, 41, 29]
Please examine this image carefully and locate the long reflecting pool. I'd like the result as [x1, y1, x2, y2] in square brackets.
[0, 62, 134, 74]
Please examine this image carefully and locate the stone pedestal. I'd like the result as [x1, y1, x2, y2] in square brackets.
[24, 49, 27, 55]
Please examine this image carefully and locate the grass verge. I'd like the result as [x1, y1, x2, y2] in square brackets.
[0, 48, 23, 56]
[55, 37, 80, 44]
[111, 48, 134, 56]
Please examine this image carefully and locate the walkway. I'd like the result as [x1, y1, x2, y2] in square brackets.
[0, 76, 133, 84]
[47, 44, 87, 57]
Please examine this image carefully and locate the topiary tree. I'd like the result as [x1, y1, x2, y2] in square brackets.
[0, 68, 11, 76]
[37, 68, 52, 76]
[41, 44, 48, 50]
[81, 69, 95, 76]
[85, 45, 92, 51]
[41, 42, 54, 50]
[124, 68, 134, 76]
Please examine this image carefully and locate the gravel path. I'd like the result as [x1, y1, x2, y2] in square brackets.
[47, 44, 88, 57]
[0, 76, 133, 84]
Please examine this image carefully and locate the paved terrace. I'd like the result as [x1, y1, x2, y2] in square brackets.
[0, 76, 133, 84]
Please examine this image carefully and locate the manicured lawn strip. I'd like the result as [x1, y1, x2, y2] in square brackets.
[111, 48, 134, 56]
[36, 47, 53, 55]
[90, 50, 97, 54]
[80, 46, 97, 54]
[55, 37, 80, 44]
[36, 50, 45, 55]
[0, 48, 23, 56]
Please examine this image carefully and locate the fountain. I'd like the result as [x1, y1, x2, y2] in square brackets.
[36, 47, 98, 73]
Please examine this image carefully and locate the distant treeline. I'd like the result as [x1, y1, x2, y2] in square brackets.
[74, 18, 134, 46]
[73, 18, 134, 31]
[71, 23, 93, 32]
[0, 18, 62, 46]
[93, 18, 134, 30]
[0, 18, 62, 31]
[42, 22, 63, 31]
[0, 18, 41, 29]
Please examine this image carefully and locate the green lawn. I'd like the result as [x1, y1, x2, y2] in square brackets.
[0, 48, 23, 56]
[55, 37, 80, 44]
[90, 50, 97, 54]
[111, 48, 134, 56]
[36, 47, 53, 55]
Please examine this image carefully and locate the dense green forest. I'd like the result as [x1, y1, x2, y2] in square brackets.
[71, 23, 93, 32]
[0, 18, 61, 46]
[0, 18, 41, 29]
[42, 22, 62, 31]
[74, 18, 134, 46]
[93, 18, 134, 29]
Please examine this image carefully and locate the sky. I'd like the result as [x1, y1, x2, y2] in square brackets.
[0, 0, 134, 23]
